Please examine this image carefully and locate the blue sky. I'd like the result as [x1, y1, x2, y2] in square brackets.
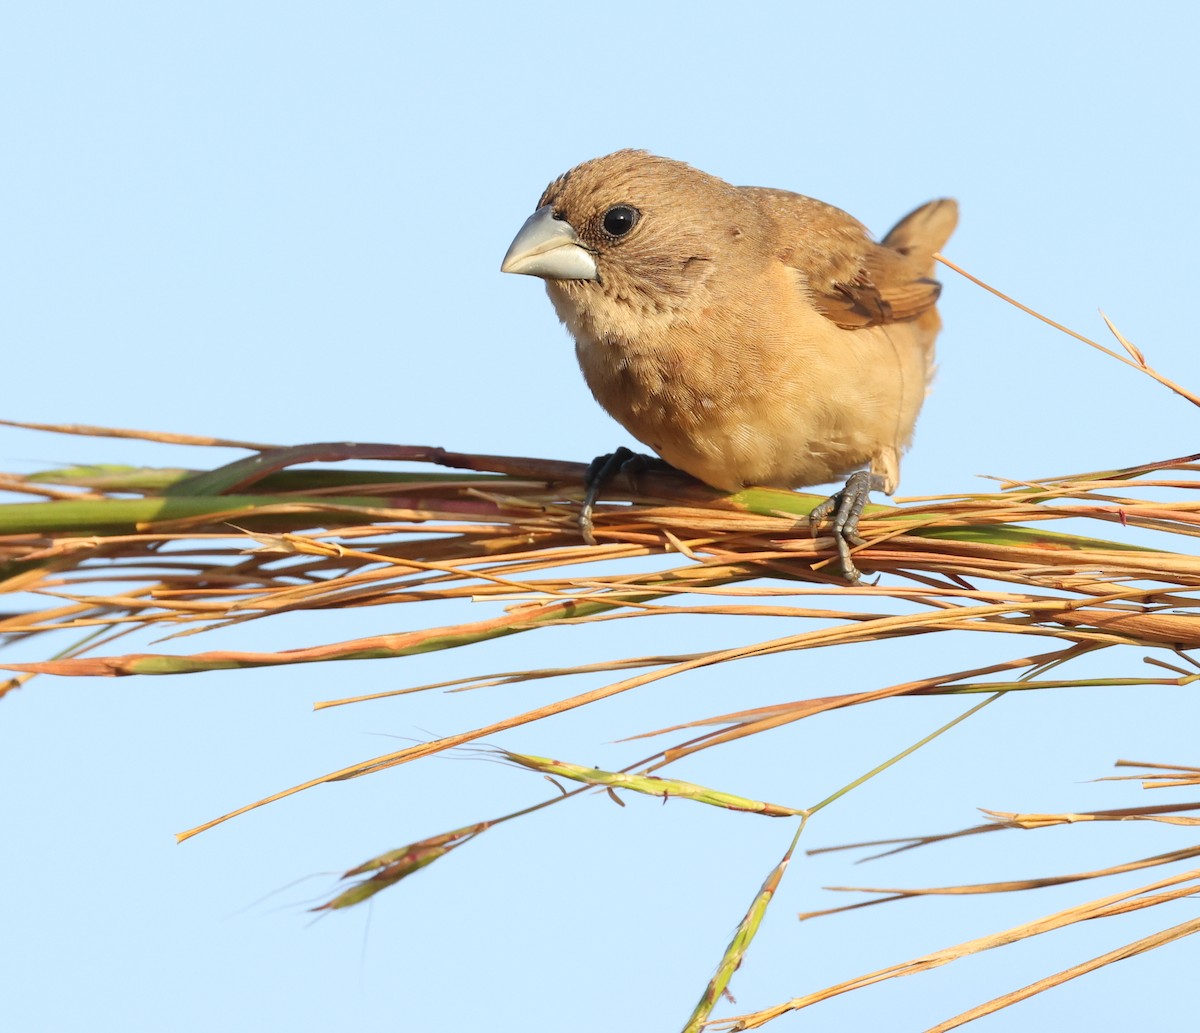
[3, 3, 1198, 1031]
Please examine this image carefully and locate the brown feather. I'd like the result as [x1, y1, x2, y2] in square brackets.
[509, 151, 958, 498]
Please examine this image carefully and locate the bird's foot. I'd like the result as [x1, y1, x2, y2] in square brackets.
[580, 447, 674, 544]
[809, 470, 883, 582]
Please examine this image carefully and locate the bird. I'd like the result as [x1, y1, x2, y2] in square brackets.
[501, 149, 957, 580]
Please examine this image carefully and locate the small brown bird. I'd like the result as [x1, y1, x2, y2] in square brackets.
[502, 150, 957, 579]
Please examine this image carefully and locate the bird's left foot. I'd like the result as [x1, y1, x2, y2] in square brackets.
[809, 470, 882, 582]
[580, 448, 674, 544]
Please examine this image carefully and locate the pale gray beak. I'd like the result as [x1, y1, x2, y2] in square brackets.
[501, 205, 599, 281]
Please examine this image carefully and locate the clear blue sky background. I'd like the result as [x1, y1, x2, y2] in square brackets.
[3, 3, 1198, 1031]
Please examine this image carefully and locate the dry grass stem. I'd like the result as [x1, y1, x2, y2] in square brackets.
[4, 267, 1200, 1029]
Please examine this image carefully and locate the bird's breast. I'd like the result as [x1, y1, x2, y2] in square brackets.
[552, 276, 934, 494]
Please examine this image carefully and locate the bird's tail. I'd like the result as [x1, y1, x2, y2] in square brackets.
[883, 199, 958, 273]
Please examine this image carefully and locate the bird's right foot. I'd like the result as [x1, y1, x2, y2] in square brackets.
[580, 448, 674, 544]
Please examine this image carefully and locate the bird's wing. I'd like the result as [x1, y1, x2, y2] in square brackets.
[742, 188, 957, 331]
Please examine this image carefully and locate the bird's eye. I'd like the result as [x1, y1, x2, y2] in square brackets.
[601, 205, 639, 238]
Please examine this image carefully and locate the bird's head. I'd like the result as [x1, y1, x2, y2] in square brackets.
[502, 150, 743, 318]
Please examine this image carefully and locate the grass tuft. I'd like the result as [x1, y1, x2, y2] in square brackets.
[4, 270, 1199, 1029]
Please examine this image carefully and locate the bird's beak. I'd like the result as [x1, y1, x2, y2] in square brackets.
[501, 205, 599, 281]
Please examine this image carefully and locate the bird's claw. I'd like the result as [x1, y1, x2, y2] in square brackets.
[809, 470, 881, 582]
[580, 448, 673, 544]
